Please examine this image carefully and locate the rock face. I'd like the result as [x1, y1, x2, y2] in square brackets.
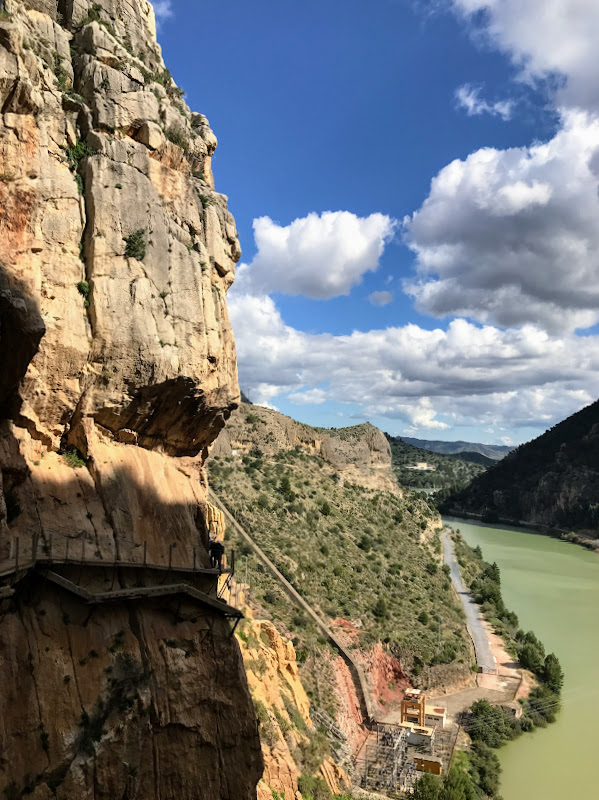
[448, 398, 599, 537]
[212, 402, 399, 494]
[0, 1, 262, 797]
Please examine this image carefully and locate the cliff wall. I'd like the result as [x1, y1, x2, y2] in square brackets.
[0, 1, 262, 797]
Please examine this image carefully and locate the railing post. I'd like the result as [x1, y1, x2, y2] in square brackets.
[65, 538, 69, 562]
[230, 549, 235, 577]
[143, 541, 147, 567]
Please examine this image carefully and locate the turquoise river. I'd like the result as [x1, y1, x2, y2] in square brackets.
[445, 519, 599, 800]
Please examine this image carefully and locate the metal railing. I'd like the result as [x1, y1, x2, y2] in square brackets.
[0, 531, 234, 582]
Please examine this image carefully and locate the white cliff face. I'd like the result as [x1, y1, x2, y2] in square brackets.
[0, 2, 262, 797]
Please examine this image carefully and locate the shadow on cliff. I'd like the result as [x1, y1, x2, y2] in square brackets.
[0, 265, 45, 418]
[1, 455, 220, 571]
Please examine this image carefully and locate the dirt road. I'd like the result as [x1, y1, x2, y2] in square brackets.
[442, 529, 496, 674]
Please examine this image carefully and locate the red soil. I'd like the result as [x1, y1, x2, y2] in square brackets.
[362, 642, 410, 712]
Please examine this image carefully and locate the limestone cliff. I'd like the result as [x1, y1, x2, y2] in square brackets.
[235, 606, 348, 800]
[0, 1, 262, 797]
[211, 402, 399, 494]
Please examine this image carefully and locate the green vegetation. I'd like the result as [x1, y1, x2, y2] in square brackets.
[297, 775, 360, 800]
[54, 54, 70, 91]
[65, 140, 94, 195]
[412, 745, 502, 799]
[165, 125, 189, 151]
[447, 397, 599, 531]
[77, 280, 90, 307]
[66, 140, 94, 171]
[387, 434, 486, 495]
[209, 447, 470, 686]
[199, 193, 214, 208]
[140, 66, 185, 100]
[124, 229, 147, 260]
[62, 448, 86, 469]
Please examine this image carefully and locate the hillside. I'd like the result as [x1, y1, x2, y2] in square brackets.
[209, 414, 474, 700]
[212, 402, 399, 493]
[446, 399, 599, 536]
[386, 434, 487, 492]
[402, 437, 512, 460]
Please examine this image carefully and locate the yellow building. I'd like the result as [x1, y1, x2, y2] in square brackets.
[400, 689, 446, 729]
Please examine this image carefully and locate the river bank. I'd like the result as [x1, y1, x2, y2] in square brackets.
[444, 509, 599, 552]
[447, 518, 599, 800]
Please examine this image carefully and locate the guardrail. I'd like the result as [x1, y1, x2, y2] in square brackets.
[0, 532, 233, 582]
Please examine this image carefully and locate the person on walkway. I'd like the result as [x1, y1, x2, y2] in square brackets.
[209, 537, 225, 572]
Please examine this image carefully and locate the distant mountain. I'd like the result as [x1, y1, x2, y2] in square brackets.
[386, 435, 486, 492]
[451, 451, 496, 468]
[445, 399, 599, 533]
[401, 437, 513, 460]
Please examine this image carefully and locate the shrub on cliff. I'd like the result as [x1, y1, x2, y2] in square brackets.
[124, 229, 147, 261]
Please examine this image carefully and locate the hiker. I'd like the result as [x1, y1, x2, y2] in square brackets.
[209, 537, 225, 571]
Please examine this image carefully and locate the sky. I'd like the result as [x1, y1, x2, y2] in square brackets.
[155, 0, 599, 446]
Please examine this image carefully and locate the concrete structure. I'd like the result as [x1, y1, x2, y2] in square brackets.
[396, 721, 435, 749]
[425, 706, 447, 729]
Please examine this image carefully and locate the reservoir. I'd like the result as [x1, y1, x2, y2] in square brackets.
[445, 519, 599, 800]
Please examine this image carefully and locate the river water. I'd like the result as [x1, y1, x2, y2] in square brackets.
[445, 519, 599, 800]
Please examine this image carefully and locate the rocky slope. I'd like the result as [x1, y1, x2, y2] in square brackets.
[212, 402, 399, 494]
[208, 429, 474, 693]
[235, 605, 348, 800]
[0, 1, 262, 797]
[447, 398, 599, 537]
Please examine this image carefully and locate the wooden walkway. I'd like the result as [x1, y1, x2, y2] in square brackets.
[41, 569, 242, 619]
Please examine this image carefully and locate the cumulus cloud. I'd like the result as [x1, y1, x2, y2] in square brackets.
[228, 293, 599, 432]
[403, 110, 599, 332]
[368, 290, 393, 306]
[288, 388, 328, 405]
[451, 0, 599, 111]
[455, 83, 514, 119]
[234, 211, 396, 299]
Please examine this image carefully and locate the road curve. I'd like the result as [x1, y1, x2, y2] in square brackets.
[442, 529, 496, 674]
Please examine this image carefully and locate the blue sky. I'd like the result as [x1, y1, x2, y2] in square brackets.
[155, 1, 599, 445]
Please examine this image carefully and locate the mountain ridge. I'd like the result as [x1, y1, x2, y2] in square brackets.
[401, 437, 513, 460]
[445, 398, 599, 540]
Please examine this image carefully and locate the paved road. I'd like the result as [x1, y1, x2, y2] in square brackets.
[442, 530, 495, 674]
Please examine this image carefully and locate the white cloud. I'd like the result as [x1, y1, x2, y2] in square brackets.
[288, 388, 327, 405]
[403, 109, 599, 333]
[455, 84, 514, 120]
[451, 0, 599, 111]
[368, 290, 393, 306]
[233, 211, 396, 299]
[229, 293, 599, 433]
[153, 1, 173, 23]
